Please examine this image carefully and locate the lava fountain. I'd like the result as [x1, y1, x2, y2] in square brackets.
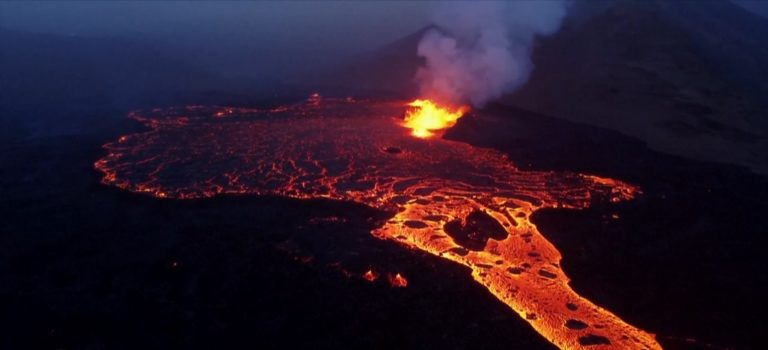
[95, 97, 661, 350]
[403, 99, 468, 138]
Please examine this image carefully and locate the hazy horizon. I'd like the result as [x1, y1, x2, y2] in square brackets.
[2, 1, 766, 78]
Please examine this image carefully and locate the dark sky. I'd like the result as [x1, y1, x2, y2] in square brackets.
[732, 0, 768, 17]
[0, 1, 431, 80]
[2, 1, 766, 50]
[1, 1, 765, 52]
[2, 1, 766, 38]
[0, 2, 427, 51]
[1, 1, 766, 82]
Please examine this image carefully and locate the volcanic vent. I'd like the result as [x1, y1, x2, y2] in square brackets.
[95, 97, 660, 349]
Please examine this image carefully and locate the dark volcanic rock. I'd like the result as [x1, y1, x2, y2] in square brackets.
[403, 220, 428, 229]
[0, 135, 559, 350]
[565, 319, 589, 330]
[449, 247, 469, 256]
[578, 334, 611, 346]
[443, 210, 508, 251]
[383, 146, 402, 154]
[538, 269, 558, 279]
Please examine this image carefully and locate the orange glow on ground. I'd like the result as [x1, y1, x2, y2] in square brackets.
[403, 99, 468, 138]
[95, 98, 661, 350]
[388, 273, 409, 288]
[362, 269, 379, 282]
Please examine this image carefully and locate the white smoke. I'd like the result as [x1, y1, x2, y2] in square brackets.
[416, 1, 568, 107]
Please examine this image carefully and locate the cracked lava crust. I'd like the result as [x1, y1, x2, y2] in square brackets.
[95, 97, 660, 350]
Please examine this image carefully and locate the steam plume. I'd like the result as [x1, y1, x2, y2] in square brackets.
[416, 1, 568, 107]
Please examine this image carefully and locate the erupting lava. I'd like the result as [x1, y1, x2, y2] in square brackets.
[403, 99, 468, 138]
[95, 97, 661, 349]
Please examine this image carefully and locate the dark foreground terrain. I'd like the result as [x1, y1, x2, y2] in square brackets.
[1, 100, 766, 350]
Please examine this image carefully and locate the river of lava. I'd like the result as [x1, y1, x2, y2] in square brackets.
[95, 98, 660, 349]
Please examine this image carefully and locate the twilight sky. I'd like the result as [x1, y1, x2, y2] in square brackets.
[1, 1, 766, 80]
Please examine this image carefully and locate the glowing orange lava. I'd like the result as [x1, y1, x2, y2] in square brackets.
[403, 99, 468, 138]
[362, 269, 379, 282]
[388, 273, 409, 288]
[95, 97, 661, 349]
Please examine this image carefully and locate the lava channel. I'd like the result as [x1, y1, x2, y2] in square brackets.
[95, 97, 661, 350]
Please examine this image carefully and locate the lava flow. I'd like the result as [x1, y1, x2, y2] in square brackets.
[95, 97, 661, 349]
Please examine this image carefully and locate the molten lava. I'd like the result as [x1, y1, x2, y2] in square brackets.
[403, 99, 468, 138]
[388, 273, 409, 288]
[362, 269, 379, 282]
[95, 97, 661, 349]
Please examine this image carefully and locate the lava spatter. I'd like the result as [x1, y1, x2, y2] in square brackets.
[95, 98, 660, 349]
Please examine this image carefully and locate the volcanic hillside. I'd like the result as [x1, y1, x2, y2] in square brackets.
[324, 0, 768, 174]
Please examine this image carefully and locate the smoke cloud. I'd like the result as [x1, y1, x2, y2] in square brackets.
[416, 1, 568, 107]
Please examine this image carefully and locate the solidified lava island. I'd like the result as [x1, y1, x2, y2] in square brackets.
[95, 96, 661, 349]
